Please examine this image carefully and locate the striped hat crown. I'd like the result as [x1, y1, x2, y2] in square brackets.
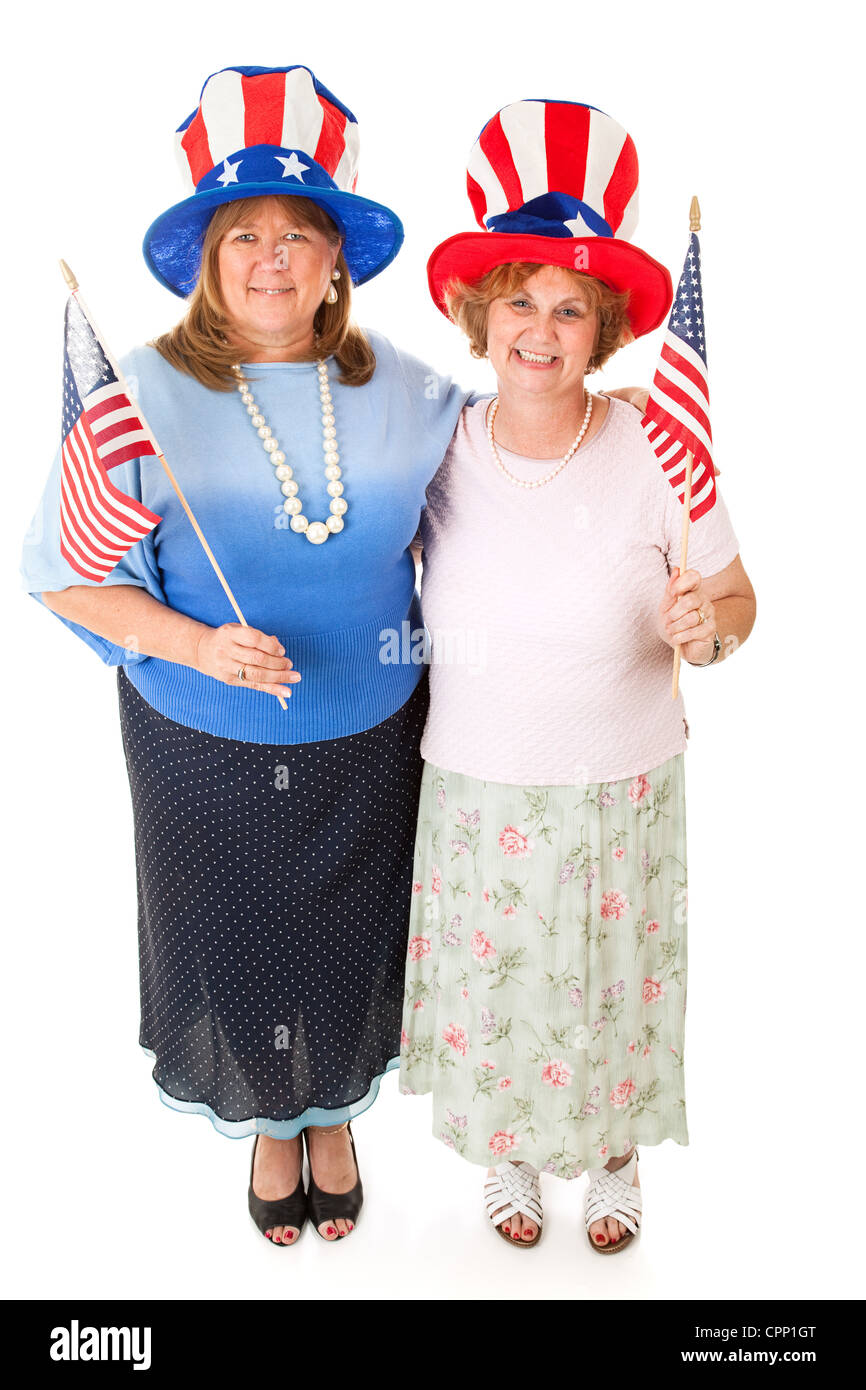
[467, 99, 639, 244]
[176, 65, 360, 197]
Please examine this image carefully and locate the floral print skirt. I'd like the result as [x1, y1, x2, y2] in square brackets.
[398, 753, 690, 1178]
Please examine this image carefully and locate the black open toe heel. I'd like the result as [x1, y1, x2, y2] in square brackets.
[248, 1134, 307, 1245]
[303, 1122, 363, 1239]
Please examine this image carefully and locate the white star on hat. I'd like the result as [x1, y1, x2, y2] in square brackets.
[217, 158, 241, 186]
[276, 153, 309, 182]
[563, 214, 594, 237]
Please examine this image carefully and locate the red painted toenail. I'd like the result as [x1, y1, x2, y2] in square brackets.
[327, 1226, 336, 1235]
[503, 1225, 510, 1233]
[595, 1235, 605, 1243]
[286, 1232, 294, 1240]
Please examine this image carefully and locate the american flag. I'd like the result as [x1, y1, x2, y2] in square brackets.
[641, 231, 719, 522]
[59, 297, 162, 581]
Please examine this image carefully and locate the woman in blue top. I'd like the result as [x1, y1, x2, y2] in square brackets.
[20, 65, 470, 1247]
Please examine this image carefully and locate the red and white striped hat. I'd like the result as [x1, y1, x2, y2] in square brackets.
[428, 99, 671, 338]
[144, 65, 403, 298]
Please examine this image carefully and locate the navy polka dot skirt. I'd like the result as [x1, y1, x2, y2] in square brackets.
[117, 665, 430, 1139]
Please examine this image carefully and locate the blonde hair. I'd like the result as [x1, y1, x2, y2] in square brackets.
[444, 262, 633, 372]
[150, 195, 376, 390]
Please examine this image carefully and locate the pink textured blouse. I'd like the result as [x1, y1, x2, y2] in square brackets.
[417, 396, 740, 785]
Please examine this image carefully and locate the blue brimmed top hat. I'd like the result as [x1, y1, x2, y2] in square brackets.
[143, 65, 404, 298]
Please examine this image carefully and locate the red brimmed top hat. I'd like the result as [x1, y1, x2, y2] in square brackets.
[143, 65, 404, 298]
[427, 99, 673, 339]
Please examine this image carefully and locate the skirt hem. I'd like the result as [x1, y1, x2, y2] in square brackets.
[403, 1089, 688, 1177]
[141, 1046, 400, 1140]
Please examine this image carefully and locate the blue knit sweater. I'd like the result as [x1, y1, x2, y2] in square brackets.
[20, 330, 471, 743]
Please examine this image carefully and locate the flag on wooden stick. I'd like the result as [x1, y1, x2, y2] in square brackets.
[641, 227, 720, 522]
[56, 260, 288, 710]
[59, 295, 162, 581]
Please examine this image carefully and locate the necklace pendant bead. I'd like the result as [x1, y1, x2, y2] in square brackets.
[306, 521, 329, 544]
[326, 515, 344, 533]
[290, 514, 309, 532]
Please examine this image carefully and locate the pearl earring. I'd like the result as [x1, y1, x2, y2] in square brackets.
[324, 267, 341, 305]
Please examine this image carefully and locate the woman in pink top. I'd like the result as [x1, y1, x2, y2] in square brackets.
[398, 100, 756, 1253]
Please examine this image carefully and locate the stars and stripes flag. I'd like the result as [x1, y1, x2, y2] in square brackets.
[59, 296, 162, 581]
[641, 231, 719, 522]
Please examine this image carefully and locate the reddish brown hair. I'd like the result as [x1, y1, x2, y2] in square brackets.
[444, 262, 632, 371]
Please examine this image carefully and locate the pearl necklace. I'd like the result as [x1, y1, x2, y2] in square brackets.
[486, 392, 593, 489]
[233, 359, 346, 544]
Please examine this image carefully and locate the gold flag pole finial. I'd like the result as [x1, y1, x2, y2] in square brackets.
[689, 196, 701, 232]
[59, 259, 79, 292]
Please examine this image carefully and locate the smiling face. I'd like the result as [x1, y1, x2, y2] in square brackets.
[216, 196, 341, 360]
[485, 264, 600, 402]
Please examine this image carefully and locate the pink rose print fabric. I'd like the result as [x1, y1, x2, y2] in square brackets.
[399, 755, 689, 1177]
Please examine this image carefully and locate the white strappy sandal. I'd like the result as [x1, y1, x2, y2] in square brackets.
[483, 1161, 543, 1247]
[584, 1147, 642, 1253]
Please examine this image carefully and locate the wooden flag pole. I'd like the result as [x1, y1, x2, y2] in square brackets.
[671, 448, 694, 698]
[671, 196, 701, 701]
[59, 261, 288, 712]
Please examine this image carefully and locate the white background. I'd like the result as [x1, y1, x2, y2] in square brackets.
[2, 0, 862, 1302]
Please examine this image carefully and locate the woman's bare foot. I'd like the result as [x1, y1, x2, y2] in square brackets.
[252, 1134, 303, 1245]
[588, 1146, 640, 1248]
[485, 1165, 539, 1243]
[306, 1124, 359, 1240]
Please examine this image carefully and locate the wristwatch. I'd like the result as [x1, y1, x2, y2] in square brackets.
[689, 630, 721, 667]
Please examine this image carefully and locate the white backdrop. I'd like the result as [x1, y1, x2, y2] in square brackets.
[2, 0, 862, 1302]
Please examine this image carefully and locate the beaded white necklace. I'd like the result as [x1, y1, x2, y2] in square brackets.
[233, 359, 346, 544]
[486, 392, 593, 489]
